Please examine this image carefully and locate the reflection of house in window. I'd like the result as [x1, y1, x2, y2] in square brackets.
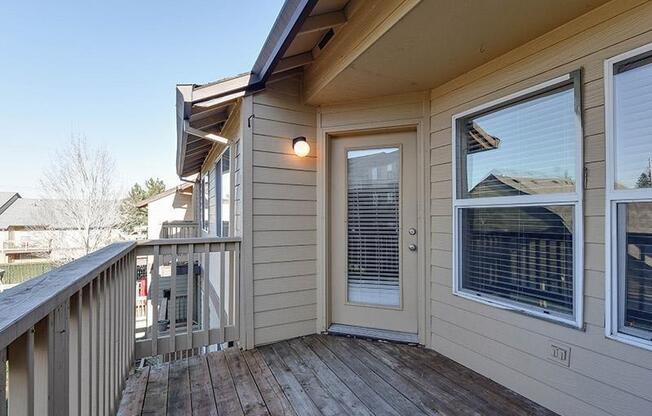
[470, 172, 575, 199]
[465, 122, 501, 154]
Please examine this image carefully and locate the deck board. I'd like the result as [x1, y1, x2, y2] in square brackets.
[188, 355, 218, 416]
[167, 358, 192, 416]
[118, 334, 559, 416]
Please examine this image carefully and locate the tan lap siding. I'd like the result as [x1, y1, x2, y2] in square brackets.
[250, 75, 319, 345]
[429, 1, 652, 415]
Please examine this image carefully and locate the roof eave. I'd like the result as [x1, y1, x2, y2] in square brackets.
[175, 0, 317, 178]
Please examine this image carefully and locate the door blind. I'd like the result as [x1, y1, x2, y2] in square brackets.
[347, 148, 400, 306]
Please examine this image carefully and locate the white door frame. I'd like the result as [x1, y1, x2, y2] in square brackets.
[316, 117, 430, 346]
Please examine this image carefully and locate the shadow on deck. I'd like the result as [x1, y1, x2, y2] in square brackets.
[118, 334, 558, 416]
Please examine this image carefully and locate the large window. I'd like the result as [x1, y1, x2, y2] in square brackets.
[452, 71, 583, 327]
[606, 44, 652, 349]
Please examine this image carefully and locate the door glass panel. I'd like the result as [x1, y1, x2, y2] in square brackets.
[347, 147, 400, 306]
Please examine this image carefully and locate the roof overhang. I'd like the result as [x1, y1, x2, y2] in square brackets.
[302, 0, 612, 104]
[176, 80, 246, 177]
[176, 0, 320, 177]
[135, 183, 194, 208]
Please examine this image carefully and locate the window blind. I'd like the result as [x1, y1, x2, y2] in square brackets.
[347, 148, 400, 306]
[461, 206, 574, 315]
[459, 83, 576, 198]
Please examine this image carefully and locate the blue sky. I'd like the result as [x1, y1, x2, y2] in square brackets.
[0, 0, 283, 197]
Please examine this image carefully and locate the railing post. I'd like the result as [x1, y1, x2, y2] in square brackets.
[219, 244, 226, 340]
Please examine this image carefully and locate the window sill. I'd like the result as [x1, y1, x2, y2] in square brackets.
[606, 331, 652, 352]
[452, 289, 583, 330]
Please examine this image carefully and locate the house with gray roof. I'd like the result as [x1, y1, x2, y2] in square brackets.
[0, 195, 52, 263]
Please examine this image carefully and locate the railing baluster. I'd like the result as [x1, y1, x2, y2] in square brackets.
[51, 302, 70, 416]
[119, 257, 125, 394]
[203, 243, 210, 345]
[8, 329, 34, 416]
[81, 282, 92, 416]
[228, 249, 234, 327]
[90, 278, 97, 416]
[104, 268, 111, 416]
[33, 316, 50, 416]
[186, 244, 194, 349]
[73, 290, 82, 416]
[96, 272, 104, 416]
[170, 245, 177, 353]
[151, 246, 160, 357]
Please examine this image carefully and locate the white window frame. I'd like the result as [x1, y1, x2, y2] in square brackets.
[214, 147, 231, 237]
[605, 42, 652, 351]
[451, 72, 584, 328]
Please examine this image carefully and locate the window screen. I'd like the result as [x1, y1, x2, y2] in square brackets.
[454, 72, 582, 324]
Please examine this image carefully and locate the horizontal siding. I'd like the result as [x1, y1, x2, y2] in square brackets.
[427, 1, 652, 415]
[250, 74, 318, 345]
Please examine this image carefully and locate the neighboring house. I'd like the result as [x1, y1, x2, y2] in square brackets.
[0, 194, 53, 263]
[170, 1, 652, 415]
[135, 183, 196, 239]
[0, 193, 123, 263]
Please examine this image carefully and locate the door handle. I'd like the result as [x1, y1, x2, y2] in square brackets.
[408, 244, 417, 252]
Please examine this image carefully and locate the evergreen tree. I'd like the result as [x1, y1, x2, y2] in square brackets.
[636, 171, 652, 189]
[120, 178, 165, 233]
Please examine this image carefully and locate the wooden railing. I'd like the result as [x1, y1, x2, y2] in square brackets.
[160, 221, 199, 239]
[133, 237, 240, 359]
[0, 236, 241, 415]
[0, 241, 136, 416]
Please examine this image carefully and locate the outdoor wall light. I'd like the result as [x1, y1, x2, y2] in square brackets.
[293, 136, 310, 157]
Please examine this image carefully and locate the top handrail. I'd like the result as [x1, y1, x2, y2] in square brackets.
[137, 236, 242, 246]
[0, 241, 136, 350]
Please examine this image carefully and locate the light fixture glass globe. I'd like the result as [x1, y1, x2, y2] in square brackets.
[293, 138, 310, 157]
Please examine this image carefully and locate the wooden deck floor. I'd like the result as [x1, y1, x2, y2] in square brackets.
[118, 334, 557, 416]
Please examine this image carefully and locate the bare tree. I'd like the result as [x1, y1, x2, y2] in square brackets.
[33, 136, 122, 263]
